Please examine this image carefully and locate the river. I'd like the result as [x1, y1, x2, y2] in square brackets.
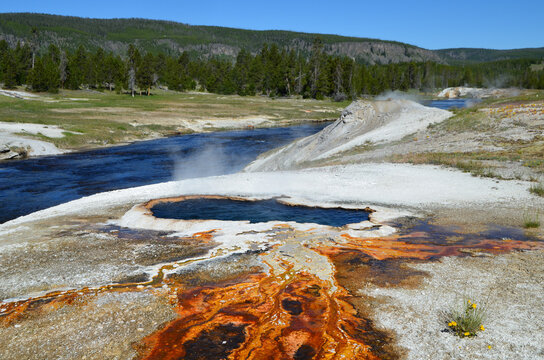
[0, 123, 330, 223]
[0, 99, 471, 224]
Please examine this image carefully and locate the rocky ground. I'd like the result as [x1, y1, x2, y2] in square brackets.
[1, 90, 543, 359]
[245, 99, 452, 171]
[368, 250, 544, 360]
[248, 92, 544, 183]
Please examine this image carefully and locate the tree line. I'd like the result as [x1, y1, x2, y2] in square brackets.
[1, 39, 543, 98]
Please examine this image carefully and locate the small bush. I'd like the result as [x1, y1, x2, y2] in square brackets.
[525, 220, 540, 228]
[523, 210, 541, 228]
[529, 183, 544, 197]
[446, 298, 486, 338]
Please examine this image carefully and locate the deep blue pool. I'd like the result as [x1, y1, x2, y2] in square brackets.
[0, 123, 329, 223]
[150, 198, 370, 227]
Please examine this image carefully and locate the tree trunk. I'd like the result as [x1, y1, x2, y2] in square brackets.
[286, 77, 291, 96]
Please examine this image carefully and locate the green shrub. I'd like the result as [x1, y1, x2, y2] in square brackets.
[523, 210, 541, 228]
[529, 183, 544, 197]
[446, 298, 486, 338]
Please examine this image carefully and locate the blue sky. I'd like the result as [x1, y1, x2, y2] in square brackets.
[1, 0, 542, 50]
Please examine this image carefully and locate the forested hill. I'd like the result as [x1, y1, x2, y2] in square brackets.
[1, 12, 439, 64]
[437, 48, 544, 64]
[1, 13, 543, 65]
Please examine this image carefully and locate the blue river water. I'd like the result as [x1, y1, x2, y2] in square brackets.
[0, 123, 329, 223]
[0, 99, 470, 224]
[423, 98, 479, 109]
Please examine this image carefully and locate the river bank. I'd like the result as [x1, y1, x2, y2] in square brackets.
[0, 88, 346, 159]
[0, 122, 330, 223]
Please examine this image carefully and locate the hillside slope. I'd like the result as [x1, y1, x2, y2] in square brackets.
[1, 13, 542, 65]
[437, 47, 544, 63]
[0, 13, 441, 64]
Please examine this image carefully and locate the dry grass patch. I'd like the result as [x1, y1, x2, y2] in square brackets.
[0, 89, 346, 151]
[390, 152, 502, 179]
[529, 183, 544, 197]
[523, 210, 541, 228]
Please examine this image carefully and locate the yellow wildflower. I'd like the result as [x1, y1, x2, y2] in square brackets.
[464, 332, 470, 336]
[467, 299, 472, 304]
[488, 345, 492, 349]
[472, 303, 477, 309]
[480, 325, 485, 331]
[451, 321, 457, 326]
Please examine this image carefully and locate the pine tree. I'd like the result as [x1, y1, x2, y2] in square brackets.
[14, 42, 32, 85]
[30, 27, 38, 69]
[59, 50, 67, 88]
[0, 40, 8, 84]
[3, 51, 17, 89]
[67, 45, 88, 89]
[308, 38, 326, 98]
[92, 48, 106, 88]
[233, 49, 251, 95]
[127, 45, 141, 96]
[103, 54, 124, 91]
[284, 50, 297, 96]
[29, 55, 60, 93]
[137, 52, 155, 95]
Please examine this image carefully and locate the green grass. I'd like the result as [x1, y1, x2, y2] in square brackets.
[529, 183, 544, 197]
[396, 90, 544, 180]
[524, 220, 540, 228]
[445, 298, 487, 338]
[0, 88, 346, 150]
[390, 152, 504, 179]
[523, 209, 541, 228]
[431, 108, 494, 134]
[480, 89, 544, 106]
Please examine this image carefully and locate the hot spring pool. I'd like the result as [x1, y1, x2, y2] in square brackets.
[150, 198, 370, 227]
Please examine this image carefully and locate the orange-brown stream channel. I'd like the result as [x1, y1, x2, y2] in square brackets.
[1, 213, 542, 360]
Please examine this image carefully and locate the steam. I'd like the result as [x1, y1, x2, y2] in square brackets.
[374, 90, 422, 102]
[172, 144, 231, 181]
[483, 74, 512, 89]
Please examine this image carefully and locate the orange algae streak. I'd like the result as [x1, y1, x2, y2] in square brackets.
[339, 234, 544, 260]
[339, 234, 438, 260]
[190, 230, 217, 242]
[138, 272, 382, 360]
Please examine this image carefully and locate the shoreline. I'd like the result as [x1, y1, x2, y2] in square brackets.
[0, 118, 334, 162]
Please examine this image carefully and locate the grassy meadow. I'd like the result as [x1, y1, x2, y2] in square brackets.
[0, 89, 348, 150]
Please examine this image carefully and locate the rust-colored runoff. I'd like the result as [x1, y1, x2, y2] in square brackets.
[2, 207, 543, 360]
[137, 269, 386, 360]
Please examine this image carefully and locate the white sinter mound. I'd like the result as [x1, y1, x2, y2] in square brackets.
[437, 86, 519, 99]
[245, 99, 451, 171]
[0, 122, 69, 158]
